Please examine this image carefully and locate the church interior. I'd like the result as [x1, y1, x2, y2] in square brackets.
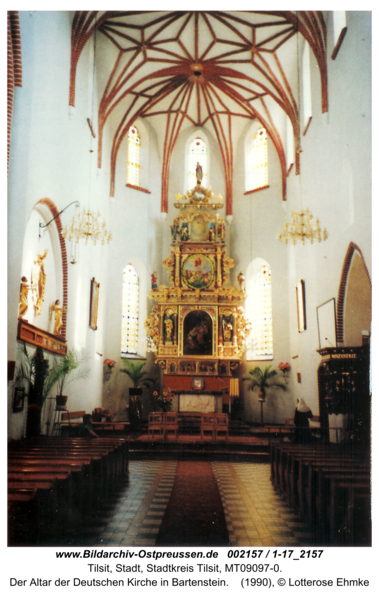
[7, 11, 371, 547]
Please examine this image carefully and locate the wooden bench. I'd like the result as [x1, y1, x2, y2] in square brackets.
[8, 436, 129, 545]
[10, 441, 127, 501]
[270, 440, 370, 545]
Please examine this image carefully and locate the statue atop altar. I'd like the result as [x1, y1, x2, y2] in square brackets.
[145, 183, 250, 378]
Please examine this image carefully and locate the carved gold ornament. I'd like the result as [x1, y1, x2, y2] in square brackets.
[31, 249, 48, 316]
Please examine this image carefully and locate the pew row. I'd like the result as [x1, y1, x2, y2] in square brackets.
[8, 436, 129, 545]
[270, 441, 371, 546]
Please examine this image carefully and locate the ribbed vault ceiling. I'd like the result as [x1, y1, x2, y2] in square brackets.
[70, 11, 328, 213]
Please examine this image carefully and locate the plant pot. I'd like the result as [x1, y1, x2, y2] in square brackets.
[56, 395, 68, 408]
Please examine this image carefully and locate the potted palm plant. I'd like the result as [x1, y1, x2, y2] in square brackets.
[120, 359, 156, 394]
[243, 365, 287, 424]
[45, 348, 90, 408]
[120, 359, 156, 428]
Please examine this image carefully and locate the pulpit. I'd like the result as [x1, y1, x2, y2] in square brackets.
[317, 345, 370, 444]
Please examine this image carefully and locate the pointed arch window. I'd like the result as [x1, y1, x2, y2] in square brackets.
[127, 125, 141, 187]
[121, 264, 139, 356]
[188, 137, 208, 189]
[247, 263, 273, 360]
[245, 127, 268, 193]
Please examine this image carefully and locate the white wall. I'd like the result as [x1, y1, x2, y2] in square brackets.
[8, 11, 113, 437]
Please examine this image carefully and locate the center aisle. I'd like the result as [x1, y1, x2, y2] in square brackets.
[57, 461, 316, 547]
[156, 461, 230, 546]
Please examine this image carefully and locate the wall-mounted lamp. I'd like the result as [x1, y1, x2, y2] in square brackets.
[39, 201, 80, 238]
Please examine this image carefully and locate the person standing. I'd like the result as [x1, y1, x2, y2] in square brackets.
[294, 398, 313, 443]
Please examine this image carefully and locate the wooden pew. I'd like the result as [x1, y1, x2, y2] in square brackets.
[17, 437, 129, 489]
[269, 440, 370, 546]
[319, 473, 371, 544]
[8, 481, 56, 545]
[8, 436, 129, 545]
[303, 461, 368, 521]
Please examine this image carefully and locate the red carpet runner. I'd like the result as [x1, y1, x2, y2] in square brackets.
[156, 461, 230, 546]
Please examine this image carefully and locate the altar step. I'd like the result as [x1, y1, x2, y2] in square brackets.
[129, 438, 270, 463]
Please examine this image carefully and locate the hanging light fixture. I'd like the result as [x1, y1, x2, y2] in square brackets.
[278, 15, 328, 245]
[62, 208, 112, 245]
[278, 209, 327, 244]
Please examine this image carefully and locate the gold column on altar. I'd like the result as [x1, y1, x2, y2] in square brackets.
[174, 244, 180, 288]
[216, 247, 222, 288]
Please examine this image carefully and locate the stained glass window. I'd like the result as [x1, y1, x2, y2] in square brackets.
[188, 137, 207, 189]
[127, 125, 141, 187]
[250, 264, 273, 359]
[247, 128, 268, 191]
[121, 264, 139, 355]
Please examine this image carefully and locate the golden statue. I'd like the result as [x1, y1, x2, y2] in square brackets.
[196, 162, 203, 184]
[164, 317, 174, 341]
[237, 271, 245, 293]
[18, 276, 29, 318]
[218, 221, 225, 242]
[151, 271, 158, 290]
[51, 299, 66, 335]
[31, 249, 48, 316]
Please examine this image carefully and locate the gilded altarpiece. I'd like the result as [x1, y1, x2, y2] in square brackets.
[145, 184, 250, 404]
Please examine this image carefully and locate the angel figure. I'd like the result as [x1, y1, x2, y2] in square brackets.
[18, 276, 30, 318]
[31, 249, 48, 315]
[51, 299, 66, 335]
[237, 271, 245, 292]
